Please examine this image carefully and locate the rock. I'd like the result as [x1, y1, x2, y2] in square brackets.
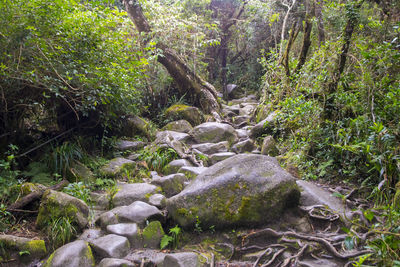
[162, 120, 193, 133]
[226, 84, 238, 97]
[20, 182, 47, 196]
[123, 115, 153, 138]
[250, 111, 278, 138]
[178, 166, 208, 180]
[236, 129, 250, 140]
[116, 140, 146, 151]
[67, 161, 95, 183]
[231, 139, 255, 153]
[90, 234, 130, 259]
[190, 122, 238, 144]
[261, 136, 279, 156]
[209, 152, 236, 165]
[100, 158, 136, 178]
[222, 104, 240, 116]
[112, 183, 158, 207]
[97, 201, 163, 228]
[141, 221, 164, 248]
[296, 180, 346, 215]
[0, 235, 46, 264]
[165, 105, 204, 126]
[151, 173, 186, 197]
[163, 252, 200, 267]
[191, 141, 229, 155]
[167, 154, 300, 228]
[148, 193, 167, 208]
[98, 258, 135, 267]
[164, 159, 194, 175]
[90, 191, 109, 210]
[124, 250, 167, 266]
[78, 229, 104, 243]
[106, 223, 139, 246]
[155, 130, 191, 144]
[36, 189, 89, 231]
[232, 116, 250, 126]
[43, 240, 94, 267]
[239, 105, 255, 116]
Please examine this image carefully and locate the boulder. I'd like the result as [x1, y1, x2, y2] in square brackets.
[250, 111, 278, 138]
[236, 129, 250, 140]
[231, 139, 255, 153]
[116, 140, 146, 151]
[123, 115, 153, 138]
[151, 173, 186, 197]
[43, 240, 94, 267]
[165, 105, 204, 126]
[163, 252, 200, 267]
[232, 115, 250, 126]
[90, 234, 130, 259]
[106, 223, 140, 246]
[0, 235, 46, 264]
[100, 158, 136, 178]
[36, 190, 89, 231]
[209, 152, 236, 165]
[97, 201, 163, 228]
[162, 120, 193, 133]
[67, 161, 95, 183]
[191, 141, 229, 155]
[112, 183, 158, 207]
[78, 229, 104, 243]
[261, 136, 279, 156]
[141, 221, 164, 248]
[148, 193, 167, 208]
[155, 131, 191, 144]
[164, 159, 193, 175]
[99, 258, 135, 267]
[167, 154, 300, 228]
[190, 122, 238, 144]
[124, 250, 167, 266]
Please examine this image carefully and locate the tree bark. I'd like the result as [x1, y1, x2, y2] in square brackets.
[279, 21, 299, 77]
[123, 0, 220, 114]
[294, 3, 314, 73]
[315, 0, 325, 45]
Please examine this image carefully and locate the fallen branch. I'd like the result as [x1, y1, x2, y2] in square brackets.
[7, 179, 69, 212]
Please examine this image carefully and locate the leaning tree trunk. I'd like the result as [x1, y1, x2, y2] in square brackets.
[123, 0, 220, 115]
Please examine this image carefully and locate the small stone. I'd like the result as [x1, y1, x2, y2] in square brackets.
[90, 234, 130, 259]
[98, 258, 135, 267]
[112, 183, 158, 207]
[163, 252, 200, 267]
[164, 159, 193, 175]
[148, 193, 167, 208]
[231, 139, 255, 153]
[261, 135, 279, 156]
[106, 223, 139, 246]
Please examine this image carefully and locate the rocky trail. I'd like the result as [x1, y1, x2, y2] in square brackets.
[1, 95, 373, 267]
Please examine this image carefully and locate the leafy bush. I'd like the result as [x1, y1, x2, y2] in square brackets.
[0, 0, 147, 139]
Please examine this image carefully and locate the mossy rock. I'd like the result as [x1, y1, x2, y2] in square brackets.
[36, 189, 89, 231]
[190, 122, 238, 144]
[43, 240, 94, 267]
[0, 235, 46, 264]
[141, 221, 164, 248]
[123, 115, 155, 139]
[165, 105, 204, 126]
[162, 120, 193, 133]
[67, 161, 95, 183]
[167, 154, 300, 229]
[99, 158, 136, 179]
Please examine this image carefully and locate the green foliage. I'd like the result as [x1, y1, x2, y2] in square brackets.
[138, 146, 178, 173]
[48, 142, 83, 177]
[0, 204, 15, 232]
[45, 216, 77, 251]
[0, 145, 21, 203]
[62, 182, 91, 205]
[0, 0, 147, 137]
[160, 225, 181, 250]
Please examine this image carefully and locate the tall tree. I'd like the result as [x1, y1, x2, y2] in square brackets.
[122, 0, 220, 115]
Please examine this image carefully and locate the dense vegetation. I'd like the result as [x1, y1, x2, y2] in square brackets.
[0, 0, 399, 265]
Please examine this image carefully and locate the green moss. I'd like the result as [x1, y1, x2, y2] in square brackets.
[85, 244, 95, 267]
[141, 221, 164, 248]
[23, 240, 46, 256]
[166, 104, 190, 113]
[43, 251, 55, 267]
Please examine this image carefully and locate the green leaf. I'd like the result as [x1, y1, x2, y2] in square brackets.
[160, 235, 173, 250]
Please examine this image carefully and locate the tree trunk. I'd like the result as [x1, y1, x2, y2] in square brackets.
[294, 3, 314, 73]
[123, 0, 220, 114]
[315, 0, 325, 45]
[280, 22, 299, 77]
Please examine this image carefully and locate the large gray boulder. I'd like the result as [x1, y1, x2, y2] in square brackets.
[36, 190, 89, 231]
[167, 154, 300, 228]
[190, 122, 238, 144]
[112, 183, 158, 207]
[43, 240, 94, 267]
